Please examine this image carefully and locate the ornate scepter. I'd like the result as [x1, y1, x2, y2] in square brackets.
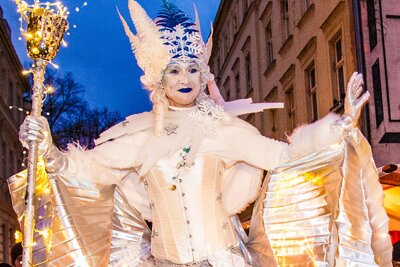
[14, 1, 68, 266]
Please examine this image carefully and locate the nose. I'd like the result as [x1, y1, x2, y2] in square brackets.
[179, 70, 189, 84]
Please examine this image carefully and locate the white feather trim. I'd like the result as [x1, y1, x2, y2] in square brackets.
[119, 0, 170, 86]
[287, 113, 342, 160]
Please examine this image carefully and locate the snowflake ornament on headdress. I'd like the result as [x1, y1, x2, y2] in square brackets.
[156, 1, 203, 62]
[118, 0, 213, 89]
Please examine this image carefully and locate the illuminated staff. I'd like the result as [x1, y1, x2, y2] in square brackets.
[14, 1, 68, 266]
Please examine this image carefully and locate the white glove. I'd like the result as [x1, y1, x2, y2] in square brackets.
[19, 115, 53, 156]
[19, 116, 66, 173]
[344, 72, 370, 126]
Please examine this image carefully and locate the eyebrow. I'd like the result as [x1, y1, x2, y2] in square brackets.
[166, 61, 199, 69]
[166, 63, 180, 68]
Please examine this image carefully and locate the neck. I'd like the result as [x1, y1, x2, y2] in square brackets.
[168, 105, 196, 111]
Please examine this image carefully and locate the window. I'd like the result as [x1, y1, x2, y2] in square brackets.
[224, 34, 229, 57]
[223, 77, 231, 101]
[331, 35, 345, 106]
[285, 87, 296, 132]
[269, 110, 277, 133]
[264, 88, 278, 135]
[233, 11, 238, 36]
[372, 60, 384, 127]
[281, 0, 290, 41]
[366, 0, 377, 50]
[265, 22, 274, 66]
[245, 54, 252, 90]
[8, 228, 13, 253]
[235, 73, 241, 98]
[306, 63, 318, 122]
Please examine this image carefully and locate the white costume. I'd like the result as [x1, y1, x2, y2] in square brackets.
[59, 103, 339, 265]
[10, 0, 392, 266]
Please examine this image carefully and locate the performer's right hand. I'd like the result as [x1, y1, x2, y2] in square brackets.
[19, 115, 53, 156]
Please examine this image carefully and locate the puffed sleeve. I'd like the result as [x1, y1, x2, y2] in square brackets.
[61, 131, 149, 185]
[210, 113, 344, 171]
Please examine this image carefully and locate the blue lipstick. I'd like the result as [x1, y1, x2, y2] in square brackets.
[178, 88, 193, 93]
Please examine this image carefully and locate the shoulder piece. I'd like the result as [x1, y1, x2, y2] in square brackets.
[95, 112, 154, 145]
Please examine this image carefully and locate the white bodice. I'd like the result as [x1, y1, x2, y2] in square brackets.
[144, 148, 238, 264]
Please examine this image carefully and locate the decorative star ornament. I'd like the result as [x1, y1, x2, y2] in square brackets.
[164, 123, 178, 135]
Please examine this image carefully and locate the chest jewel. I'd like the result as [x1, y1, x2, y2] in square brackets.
[189, 100, 225, 136]
[169, 145, 191, 191]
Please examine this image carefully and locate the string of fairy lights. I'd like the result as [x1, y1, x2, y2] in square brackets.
[9, 0, 88, 112]
[9, 1, 86, 250]
[8, 1, 88, 168]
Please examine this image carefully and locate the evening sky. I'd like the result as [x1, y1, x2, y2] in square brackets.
[1, 0, 220, 117]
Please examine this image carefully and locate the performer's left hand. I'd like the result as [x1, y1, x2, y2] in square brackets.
[344, 72, 370, 126]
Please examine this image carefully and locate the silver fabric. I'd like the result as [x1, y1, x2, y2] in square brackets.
[43, 144, 68, 173]
[230, 215, 256, 266]
[154, 258, 211, 267]
[109, 186, 152, 266]
[8, 123, 392, 266]
[249, 128, 392, 266]
[8, 170, 151, 266]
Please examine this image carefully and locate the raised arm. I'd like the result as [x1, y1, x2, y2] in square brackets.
[19, 116, 132, 185]
[215, 72, 369, 171]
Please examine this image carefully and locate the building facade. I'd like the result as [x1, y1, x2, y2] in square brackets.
[358, 0, 400, 166]
[210, 0, 359, 140]
[0, 5, 29, 263]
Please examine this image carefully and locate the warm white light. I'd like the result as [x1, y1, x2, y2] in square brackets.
[46, 85, 55, 94]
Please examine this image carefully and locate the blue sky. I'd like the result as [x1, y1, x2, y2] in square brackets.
[1, 0, 220, 117]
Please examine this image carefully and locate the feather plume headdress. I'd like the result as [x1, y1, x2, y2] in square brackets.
[118, 0, 213, 89]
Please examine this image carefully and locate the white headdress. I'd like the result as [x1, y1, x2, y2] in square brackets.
[118, 0, 213, 89]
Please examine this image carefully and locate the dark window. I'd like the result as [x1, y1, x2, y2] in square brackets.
[366, 0, 377, 50]
[223, 77, 231, 101]
[306, 63, 318, 122]
[372, 60, 384, 127]
[281, 0, 290, 40]
[285, 87, 295, 132]
[233, 11, 238, 35]
[265, 22, 274, 66]
[224, 34, 229, 57]
[245, 54, 252, 90]
[332, 36, 345, 104]
[235, 74, 240, 98]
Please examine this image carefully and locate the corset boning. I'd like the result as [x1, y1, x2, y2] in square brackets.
[144, 153, 238, 264]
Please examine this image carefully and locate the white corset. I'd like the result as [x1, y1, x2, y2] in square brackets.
[144, 151, 238, 264]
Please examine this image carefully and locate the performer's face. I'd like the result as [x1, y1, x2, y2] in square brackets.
[162, 60, 201, 108]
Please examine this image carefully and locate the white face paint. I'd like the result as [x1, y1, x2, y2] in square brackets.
[162, 60, 201, 108]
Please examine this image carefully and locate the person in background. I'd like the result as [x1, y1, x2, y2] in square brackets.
[10, 242, 22, 267]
